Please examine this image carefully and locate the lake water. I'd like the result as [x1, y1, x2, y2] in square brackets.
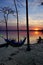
[0, 31, 43, 44]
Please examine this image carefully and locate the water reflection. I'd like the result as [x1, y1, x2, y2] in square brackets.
[35, 31, 39, 35]
[30, 31, 43, 36]
[29, 31, 43, 44]
[0, 31, 43, 44]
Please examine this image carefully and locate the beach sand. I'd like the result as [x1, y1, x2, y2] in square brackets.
[0, 43, 43, 65]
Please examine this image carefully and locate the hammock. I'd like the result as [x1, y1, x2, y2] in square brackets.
[4, 37, 26, 47]
[0, 35, 26, 48]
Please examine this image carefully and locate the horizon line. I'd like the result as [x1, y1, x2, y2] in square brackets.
[0, 30, 43, 31]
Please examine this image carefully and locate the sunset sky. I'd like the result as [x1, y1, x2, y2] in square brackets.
[0, 0, 43, 30]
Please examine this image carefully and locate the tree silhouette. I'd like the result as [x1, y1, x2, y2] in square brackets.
[26, 0, 31, 51]
[13, 0, 25, 42]
[0, 7, 15, 39]
[14, 0, 20, 42]
[13, 0, 31, 50]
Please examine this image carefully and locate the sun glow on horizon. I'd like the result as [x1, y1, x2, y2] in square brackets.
[34, 27, 41, 30]
[35, 28, 39, 30]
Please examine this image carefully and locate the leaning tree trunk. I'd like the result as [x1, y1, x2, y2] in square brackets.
[14, 0, 19, 42]
[4, 14, 8, 40]
[26, 0, 31, 51]
[17, 11, 19, 42]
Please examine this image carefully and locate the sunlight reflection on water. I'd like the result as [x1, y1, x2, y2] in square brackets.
[0, 31, 43, 44]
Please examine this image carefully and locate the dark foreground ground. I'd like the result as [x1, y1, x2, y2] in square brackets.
[0, 43, 43, 65]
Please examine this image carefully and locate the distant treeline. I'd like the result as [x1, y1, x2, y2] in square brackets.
[0, 30, 43, 32]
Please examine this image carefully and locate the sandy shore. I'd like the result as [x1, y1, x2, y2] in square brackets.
[0, 43, 43, 65]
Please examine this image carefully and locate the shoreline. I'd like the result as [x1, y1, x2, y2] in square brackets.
[0, 42, 43, 65]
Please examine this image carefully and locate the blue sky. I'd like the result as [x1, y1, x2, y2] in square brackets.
[0, 0, 26, 26]
[0, 0, 43, 29]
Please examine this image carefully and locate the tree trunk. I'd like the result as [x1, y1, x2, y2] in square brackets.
[4, 14, 8, 39]
[14, 0, 19, 42]
[6, 21, 8, 39]
[26, 0, 31, 51]
[17, 11, 19, 42]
